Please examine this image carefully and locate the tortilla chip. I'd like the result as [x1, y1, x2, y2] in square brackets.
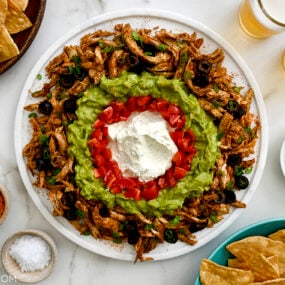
[5, 0, 32, 34]
[227, 247, 279, 281]
[199, 258, 254, 285]
[0, 25, 19, 62]
[0, 0, 8, 25]
[253, 278, 285, 285]
[269, 230, 285, 244]
[227, 236, 285, 277]
[12, 0, 28, 10]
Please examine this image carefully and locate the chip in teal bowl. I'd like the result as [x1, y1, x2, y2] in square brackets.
[194, 218, 285, 285]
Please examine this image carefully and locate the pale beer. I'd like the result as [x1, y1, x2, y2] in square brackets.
[239, 0, 285, 38]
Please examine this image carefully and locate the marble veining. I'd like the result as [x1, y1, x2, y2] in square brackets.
[0, 0, 285, 284]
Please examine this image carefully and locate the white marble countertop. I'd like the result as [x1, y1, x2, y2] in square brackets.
[1, 0, 285, 284]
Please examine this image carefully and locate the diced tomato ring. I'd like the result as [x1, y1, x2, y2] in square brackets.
[89, 96, 198, 201]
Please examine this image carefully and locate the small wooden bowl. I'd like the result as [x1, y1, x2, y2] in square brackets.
[1, 229, 57, 283]
[0, 185, 9, 225]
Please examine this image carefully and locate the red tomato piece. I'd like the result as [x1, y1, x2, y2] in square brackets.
[110, 185, 122, 194]
[169, 114, 181, 128]
[173, 166, 187, 180]
[166, 168, 177, 188]
[98, 106, 114, 123]
[176, 115, 186, 129]
[170, 131, 184, 143]
[110, 101, 124, 112]
[93, 119, 105, 128]
[119, 177, 137, 189]
[101, 148, 112, 160]
[125, 187, 141, 201]
[141, 184, 159, 200]
[156, 98, 169, 112]
[168, 104, 181, 115]
[94, 153, 106, 167]
[157, 176, 168, 189]
[104, 170, 117, 188]
[172, 151, 184, 166]
[93, 168, 102, 178]
[125, 96, 137, 112]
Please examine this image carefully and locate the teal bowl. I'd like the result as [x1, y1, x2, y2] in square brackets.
[194, 218, 285, 285]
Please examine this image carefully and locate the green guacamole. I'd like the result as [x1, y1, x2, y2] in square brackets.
[67, 72, 219, 217]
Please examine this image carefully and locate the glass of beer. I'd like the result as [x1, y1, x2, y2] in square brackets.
[239, 0, 285, 38]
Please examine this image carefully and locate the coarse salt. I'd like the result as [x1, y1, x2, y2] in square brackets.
[9, 234, 51, 272]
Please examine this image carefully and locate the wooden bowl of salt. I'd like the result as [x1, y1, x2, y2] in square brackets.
[1, 229, 57, 283]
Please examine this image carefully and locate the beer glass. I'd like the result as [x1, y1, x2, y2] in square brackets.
[239, 0, 285, 38]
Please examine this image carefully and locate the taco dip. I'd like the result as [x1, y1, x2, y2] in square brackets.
[15, 11, 267, 262]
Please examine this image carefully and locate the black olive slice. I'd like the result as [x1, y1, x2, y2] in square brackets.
[38, 100, 53, 115]
[235, 175, 249, 189]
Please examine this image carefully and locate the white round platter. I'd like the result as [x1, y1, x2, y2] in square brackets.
[14, 8, 268, 261]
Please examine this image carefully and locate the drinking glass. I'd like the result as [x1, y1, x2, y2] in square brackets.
[239, 0, 285, 38]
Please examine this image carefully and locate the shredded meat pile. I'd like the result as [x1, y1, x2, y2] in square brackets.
[23, 24, 260, 262]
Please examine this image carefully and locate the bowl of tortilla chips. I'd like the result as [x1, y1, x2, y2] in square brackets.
[195, 218, 285, 285]
[0, 0, 46, 74]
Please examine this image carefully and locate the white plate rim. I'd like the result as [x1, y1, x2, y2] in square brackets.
[14, 8, 268, 261]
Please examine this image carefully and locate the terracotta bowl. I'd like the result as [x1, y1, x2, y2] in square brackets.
[0, 185, 9, 225]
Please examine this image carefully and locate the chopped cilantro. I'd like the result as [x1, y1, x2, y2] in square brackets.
[233, 86, 241, 93]
[37, 74, 42, 80]
[39, 134, 49, 145]
[132, 31, 143, 46]
[112, 231, 122, 244]
[157, 44, 166, 51]
[28, 112, 37, 118]
[244, 166, 253, 174]
[75, 209, 85, 218]
[169, 216, 180, 226]
[234, 165, 243, 176]
[213, 84, 219, 93]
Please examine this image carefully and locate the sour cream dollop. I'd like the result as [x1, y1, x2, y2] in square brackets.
[107, 111, 178, 182]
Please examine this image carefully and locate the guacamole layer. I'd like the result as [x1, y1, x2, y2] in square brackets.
[67, 72, 219, 217]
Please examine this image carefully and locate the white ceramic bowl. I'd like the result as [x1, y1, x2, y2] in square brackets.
[1, 229, 57, 283]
